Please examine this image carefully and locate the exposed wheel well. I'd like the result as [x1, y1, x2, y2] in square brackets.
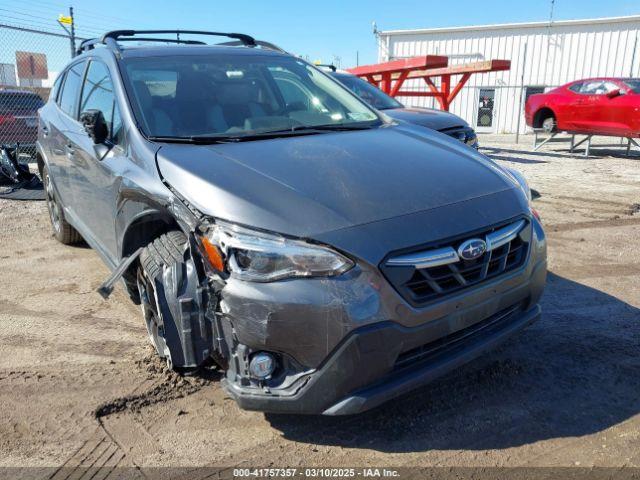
[533, 107, 556, 129]
[121, 213, 181, 303]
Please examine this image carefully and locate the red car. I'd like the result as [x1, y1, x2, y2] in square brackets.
[0, 89, 44, 155]
[525, 78, 640, 138]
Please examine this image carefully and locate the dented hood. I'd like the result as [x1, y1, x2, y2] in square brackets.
[156, 125, 518, 238]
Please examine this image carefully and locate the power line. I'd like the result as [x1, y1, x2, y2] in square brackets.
[71, 8, 131, 24]
[0, 7, 62, 24]
[0, 13, 59, 30]
[0, 0, 130, 26]
[10, 0, 69, 11]
[0, 6, 122, 36]
[0, 0, 61, 15]
[0, 11, 103, 38]
[0, 20, 73, 38]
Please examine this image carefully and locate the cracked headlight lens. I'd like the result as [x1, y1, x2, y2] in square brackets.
[204, 221, 354, 282]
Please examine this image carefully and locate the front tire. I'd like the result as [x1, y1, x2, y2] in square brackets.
[43, 165, 81, 245]
[137, 231, 212, 372]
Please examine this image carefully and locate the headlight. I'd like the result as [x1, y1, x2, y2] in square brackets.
[449, 128, 478, 148]
[465, 130, 478, 148]
[201, 221, 354, 282]
[505, 168, 532, 204]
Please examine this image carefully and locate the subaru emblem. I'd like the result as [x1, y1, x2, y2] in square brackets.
[458, 238, 487, 261]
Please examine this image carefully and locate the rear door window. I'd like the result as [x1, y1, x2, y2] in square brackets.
[58, 61, 86, 118]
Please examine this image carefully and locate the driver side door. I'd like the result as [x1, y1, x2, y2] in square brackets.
[570, 80, 605, 133]
[67, 59, 126, 262]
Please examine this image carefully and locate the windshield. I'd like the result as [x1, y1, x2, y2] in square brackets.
[623, 79, 640, 93]
[333, 73, 403, 110]
[121, 53, 381, 138]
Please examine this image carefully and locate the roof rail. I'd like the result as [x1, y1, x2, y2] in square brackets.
[217, 39, 287, 54]
[315, 64, 337, 72]
[76, 29, 258, 55]
[117, 37, 206, 45]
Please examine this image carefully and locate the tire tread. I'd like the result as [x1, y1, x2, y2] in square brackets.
[140, 230, 187, 279]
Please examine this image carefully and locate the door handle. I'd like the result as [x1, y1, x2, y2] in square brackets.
[41, 125, 49, 137]
[66, 143, 75, 158]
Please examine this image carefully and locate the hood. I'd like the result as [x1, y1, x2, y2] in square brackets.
[384, 107, 469, 131]
[156, 124, 520, 238]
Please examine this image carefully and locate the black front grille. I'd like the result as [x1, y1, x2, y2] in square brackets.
[393, 303, 522, 371]
[382, 219, 530, 306]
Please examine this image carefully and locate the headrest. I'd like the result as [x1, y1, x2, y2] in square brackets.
[218, 82, 254, 105]
[176, 70, 210, 103]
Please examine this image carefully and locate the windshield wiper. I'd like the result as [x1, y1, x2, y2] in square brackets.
[148, 123, 378, 145]
[148, 135, 243, 144]
[288, 122, 378, 132]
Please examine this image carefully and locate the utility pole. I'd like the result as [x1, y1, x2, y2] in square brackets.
[69, 7, 76, 57]
[57, 6, 76, 57]
[515, 42, 528, 144]
[631, 33, 638, 77]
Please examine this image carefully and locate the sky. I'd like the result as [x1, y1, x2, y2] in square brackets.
[3, 0, 640, 69]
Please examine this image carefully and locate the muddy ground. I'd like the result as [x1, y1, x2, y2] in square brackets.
[1, 135, 639, 478]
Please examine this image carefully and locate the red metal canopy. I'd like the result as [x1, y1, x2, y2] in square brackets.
[347, 58, 511, 111]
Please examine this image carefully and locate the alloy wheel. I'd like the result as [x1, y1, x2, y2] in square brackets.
[44, 171, 62, 234]
[542, 117, 556, 133]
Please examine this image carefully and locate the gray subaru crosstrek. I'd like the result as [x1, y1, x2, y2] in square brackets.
[37, 30, 546, 415]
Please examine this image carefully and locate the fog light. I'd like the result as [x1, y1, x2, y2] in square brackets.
[249, 352, 276, 379]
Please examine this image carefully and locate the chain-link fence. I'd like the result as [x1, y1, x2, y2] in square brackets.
[0, 24, 78, 157]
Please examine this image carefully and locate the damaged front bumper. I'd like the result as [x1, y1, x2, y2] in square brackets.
[225, 303, 542, 415]
[219, 217, 547, 415]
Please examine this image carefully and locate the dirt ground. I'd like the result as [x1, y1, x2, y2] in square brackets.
[1, 134, 639, 478]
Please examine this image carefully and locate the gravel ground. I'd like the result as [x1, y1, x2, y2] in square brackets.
[0, 134, 639, 478]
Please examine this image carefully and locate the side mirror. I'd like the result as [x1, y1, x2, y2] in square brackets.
[606, 89, 622, 99]
[80, 109, 108, 144]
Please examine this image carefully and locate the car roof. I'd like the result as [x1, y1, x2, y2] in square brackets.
[567, 77, 636, 85]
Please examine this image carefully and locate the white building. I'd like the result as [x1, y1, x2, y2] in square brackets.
[377, 15, 640, 134]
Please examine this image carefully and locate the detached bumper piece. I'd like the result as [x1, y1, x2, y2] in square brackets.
[223, 302, 541, 415]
